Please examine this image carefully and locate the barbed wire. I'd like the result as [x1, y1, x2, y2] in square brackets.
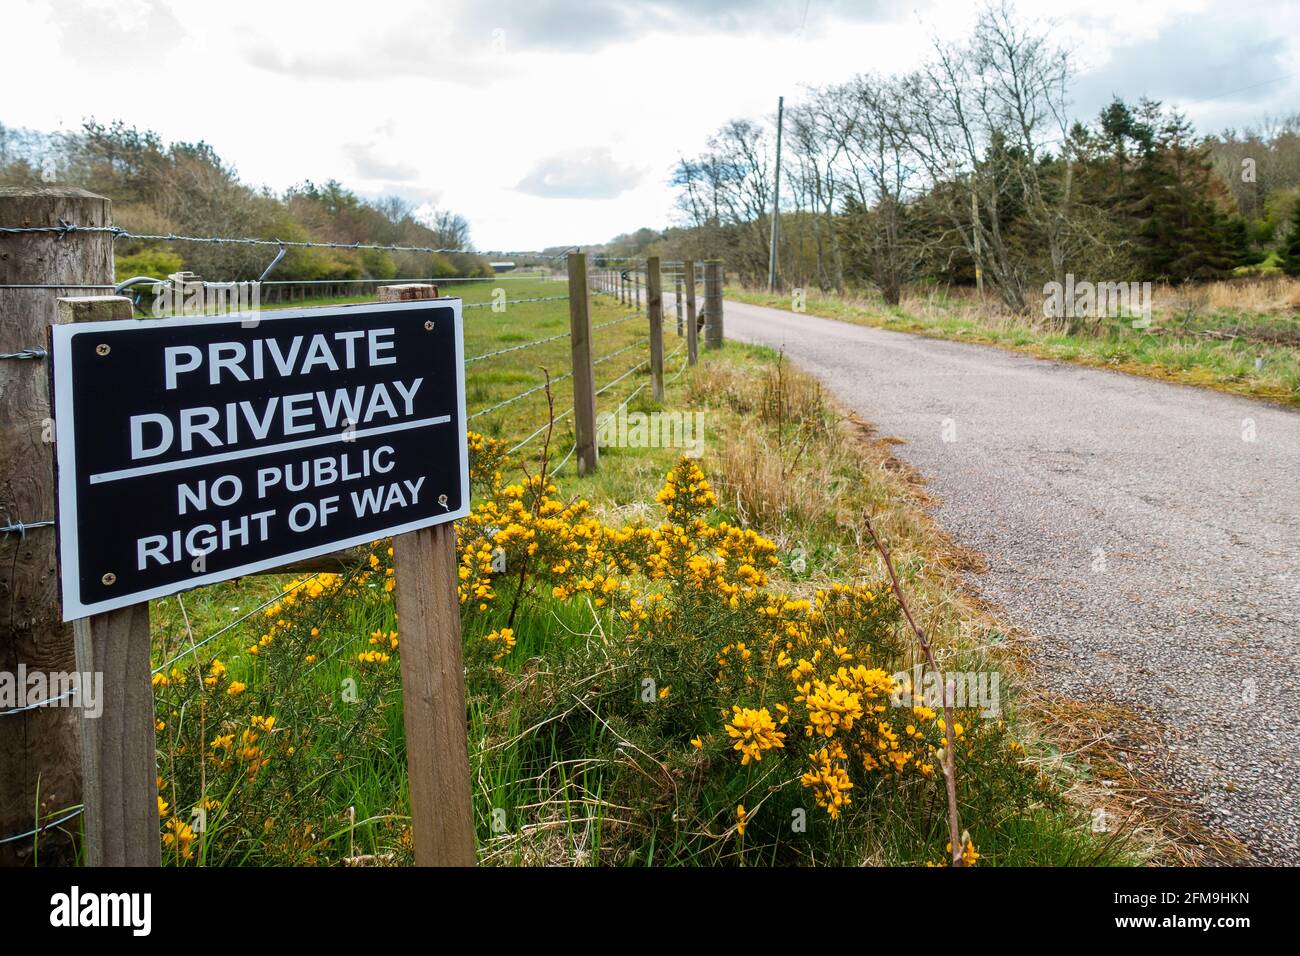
[609, 379, 648, 417]
[151, 575, 323, 676]
[0, 221, 561, 259]
[465, 329, 570, 365]
[507, 405, 575, 457]
[595, 358, 649, 397]
[259, 275, 550, 285]
[551, 442, 579, 474]
[462, 295, 568, 311]
[592, 341, 640, 366]
[0, 806, 84, 846]
[0, 347, 48, 361]
[592, 313, 642, 332]
[468, 371, 574, 421]
[1, 518, 54, 537]
[0, 686, 79, 717]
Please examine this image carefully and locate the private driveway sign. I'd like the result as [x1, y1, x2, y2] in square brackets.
[50, 300, 468, 620]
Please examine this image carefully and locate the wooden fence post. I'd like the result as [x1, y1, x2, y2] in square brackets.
[0, 187, 114, 866]
[674, 272, 684, 336]
[704, 260, 724, 349]
[375, 284, 476, 866]
[378, 283, 476, 867]
[683, 259, 699, 366]
[59, 306, 161, 872]
[647, 257, 664, 402]
[567, 253, 599, 475]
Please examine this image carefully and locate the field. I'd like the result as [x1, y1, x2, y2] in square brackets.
[135, 277, 1131, 867]
[728, 278, 1300, 407]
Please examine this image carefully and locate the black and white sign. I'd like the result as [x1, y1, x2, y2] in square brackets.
[50, 300, 468, 620]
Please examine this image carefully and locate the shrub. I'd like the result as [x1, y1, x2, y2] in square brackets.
[153, 434, 1042, 866]
[114, 249, 183, 281]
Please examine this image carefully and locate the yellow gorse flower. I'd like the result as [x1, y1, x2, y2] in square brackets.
[725, 706, 786, 764]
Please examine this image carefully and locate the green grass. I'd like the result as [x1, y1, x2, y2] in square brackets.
[259, 276, 665, 462]
[728, 286, 1300, 407]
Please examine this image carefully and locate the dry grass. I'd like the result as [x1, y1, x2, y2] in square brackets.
[860, 275, 1300, 326]
[732, 276, 1300, 406]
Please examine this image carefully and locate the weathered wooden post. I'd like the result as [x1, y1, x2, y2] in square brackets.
[567, 254, 598, 475]
[61, 296, 161, 868]
[378, 283, 476, 867]
[0, 187, 114, 866]
[674, 271, 684, 336]
[704, 260, 724, 349]
[647, 257, 664, 402]
[683, 259, 699, 366]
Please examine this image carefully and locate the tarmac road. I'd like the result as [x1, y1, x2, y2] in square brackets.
[720, 296, 1300, 863]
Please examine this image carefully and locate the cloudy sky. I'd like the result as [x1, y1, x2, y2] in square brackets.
[8, 0, 1299, 251]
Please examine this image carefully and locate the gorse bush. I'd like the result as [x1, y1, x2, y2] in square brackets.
[152, 563, 408, 865]
[459, 440, 1041, 864]
[153, 430, 1047, 866]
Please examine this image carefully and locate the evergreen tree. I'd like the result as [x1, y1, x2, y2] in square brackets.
[1120, 106, 1252, 280]
[1280, 199, 1300, 276]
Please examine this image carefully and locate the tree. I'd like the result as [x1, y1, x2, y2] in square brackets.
[1281, 198, 1300, 276]
[1123, 108, 1253, 280]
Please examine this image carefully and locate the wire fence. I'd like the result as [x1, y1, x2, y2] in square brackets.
[0, 216, 715, 851]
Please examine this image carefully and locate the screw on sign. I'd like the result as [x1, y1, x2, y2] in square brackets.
[50, 300, 469, 617]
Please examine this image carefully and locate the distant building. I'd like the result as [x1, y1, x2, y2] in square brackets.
[490, 261, 516, 273]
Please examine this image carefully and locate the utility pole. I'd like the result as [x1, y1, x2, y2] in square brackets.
[972, 190, 984, 300]
[767, 95, 784, 293]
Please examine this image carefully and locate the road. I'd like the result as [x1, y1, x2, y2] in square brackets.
[720, 296, 1300, 863]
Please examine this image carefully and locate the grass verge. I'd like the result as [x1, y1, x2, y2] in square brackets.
[727, 281, 1300, 407]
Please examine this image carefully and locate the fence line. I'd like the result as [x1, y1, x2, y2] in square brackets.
[0, 806, 85, 846]
[0, 222, 561, 260]
[465, 329, 570, 364]
[0, 201, 724, 861]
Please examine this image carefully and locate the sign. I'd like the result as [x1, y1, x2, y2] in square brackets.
[50, 300, 468, 620]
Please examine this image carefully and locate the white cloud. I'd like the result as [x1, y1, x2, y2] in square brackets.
[6, 0, 1299, 250]
[515, 146, 642, 199]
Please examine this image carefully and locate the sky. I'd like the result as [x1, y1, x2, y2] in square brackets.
[6, 0, 1299, 252]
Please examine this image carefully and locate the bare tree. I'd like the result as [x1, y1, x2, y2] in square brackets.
[674, 120, 775, 282]
[899, 1, 1080, 311]
[836, 75, 933, 305]
[786, 87, 853, 291]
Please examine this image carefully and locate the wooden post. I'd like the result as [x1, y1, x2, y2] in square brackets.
[647, 257, 664, 402]
[378, 283, 476, 866]
[705, 260, 724, 349]
[55, 295, 162, 868]
[634, 270, 641, 312]
[683, 259, 699, 366]
[0, 187, 114, 866]
[567, 254, 599, 475]
[674, 272, 684, 336]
